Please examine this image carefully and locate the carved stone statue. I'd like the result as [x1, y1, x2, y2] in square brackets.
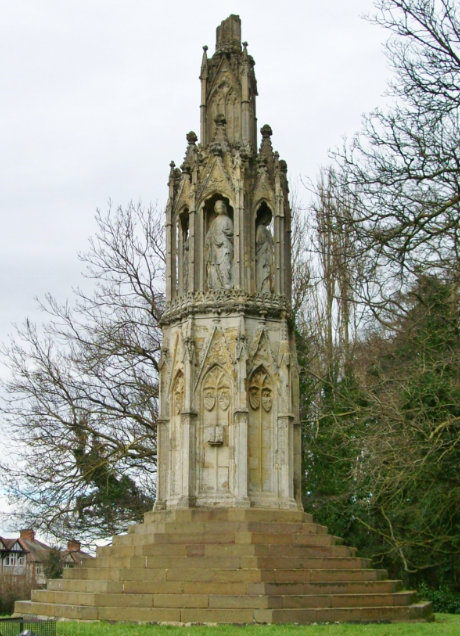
[256, 213, 274, 293]
[205, 200, 234, 289]
[182, 234, 189, 291]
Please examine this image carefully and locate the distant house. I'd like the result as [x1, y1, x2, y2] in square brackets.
[0, 529, 90, 585]
[61, 539, 88, 571]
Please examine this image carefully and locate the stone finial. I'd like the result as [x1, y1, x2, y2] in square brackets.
[216, 14, 241, 53]
[168, 161, 179, 188]
[261, 124, 273, 139]
[258, 124, 274, 166]
[182, 132, 198, 172]
[200, 46, 208, 79]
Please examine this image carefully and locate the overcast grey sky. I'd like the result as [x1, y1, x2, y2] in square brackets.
[0, 0, 390, 537]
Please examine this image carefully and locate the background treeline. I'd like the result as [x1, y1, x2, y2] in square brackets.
[0, 0, 458, 610]
[296, 0, 459, 606]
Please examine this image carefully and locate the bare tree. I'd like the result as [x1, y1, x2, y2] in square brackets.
[299, 169, 365, 385]
[1, 203, 164, 541]
[337, 0, 460, 321]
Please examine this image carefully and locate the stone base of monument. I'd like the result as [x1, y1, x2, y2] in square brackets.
[15, 509, 432, 624]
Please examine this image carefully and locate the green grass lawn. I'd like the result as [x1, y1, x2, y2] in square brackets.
[52, 614, 459, 636]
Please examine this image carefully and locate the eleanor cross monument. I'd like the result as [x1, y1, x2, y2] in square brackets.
[15, 16, 432, 624]
[156, 13, 301, 512]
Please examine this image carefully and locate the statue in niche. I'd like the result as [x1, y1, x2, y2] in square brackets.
[256, 210, 274, 293]
[182, 235, 189, 291]
[205, 200, 234, 289]
[180, 213, 190, 293]
[172, 372, 184, 415]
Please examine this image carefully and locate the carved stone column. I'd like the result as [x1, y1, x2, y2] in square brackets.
[233, 408, 250, 506]
[178, 411, 197, 507]
[154, 418, 169, 511]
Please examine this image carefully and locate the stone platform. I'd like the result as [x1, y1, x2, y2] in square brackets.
[15, 508, 432, 624]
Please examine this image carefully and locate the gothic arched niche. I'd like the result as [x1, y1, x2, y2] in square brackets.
[255, 202, 274, 294]
[169, 370, 184, 496]
[173, 207, 189, 296]
[208, 79, 240, 143]
[247, 365, 274, 493]
[199, 364, 232, 495]
[177, 208, 189, 294]
[203, 195, 234, 291]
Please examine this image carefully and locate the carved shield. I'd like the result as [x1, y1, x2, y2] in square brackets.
[172, 373, 184, 415]
[261, 388, 272, 412]
[249, 387, 260, 410]
[204, 388, 216, 411]
[218, 389, 230, 411]
[174, 390, 183, 415]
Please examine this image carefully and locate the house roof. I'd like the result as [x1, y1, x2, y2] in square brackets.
[0, 537, 26, 553]
[18, 536, 53, 563]
[0, 532, 91, 563]
[62, 549, 88, 565]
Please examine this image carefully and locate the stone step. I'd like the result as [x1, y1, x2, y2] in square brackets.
[98, 540, 356, 559]
[142, 508, 311, 524]
[111, 531, 237, 547]
[31, 588, 417, 610]
[264, 602, 433, 624]
[129, 520, 329, 536]
[62, 565, 388, 584]
[47, 577, 403, 597]
[15, 599, 432, 624]
[255, 568, 389, 584]
[284, 592, 417, 609]
[13, 507, 432, 625]
[85, 554, 371, 571]
[47, 578, 124, 593]
[14, 600, 98, 621]
[248, 579, 403, 595]
[111, 530, 341, 549]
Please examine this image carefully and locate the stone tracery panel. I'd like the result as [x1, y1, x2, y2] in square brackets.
[248, 366, 273, 493]
[169, 370, 184, 496]
[199, 365, 232, 495]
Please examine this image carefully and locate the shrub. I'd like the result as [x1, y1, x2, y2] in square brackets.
[418, 583, 460, 614]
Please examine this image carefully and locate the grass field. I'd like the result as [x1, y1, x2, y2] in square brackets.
[51, 614, 459, 636]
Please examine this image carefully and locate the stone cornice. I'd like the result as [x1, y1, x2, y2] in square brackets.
[160, 290, 292, 325]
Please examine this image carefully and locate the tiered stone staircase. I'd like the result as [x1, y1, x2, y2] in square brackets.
[15, 508, 432, 624]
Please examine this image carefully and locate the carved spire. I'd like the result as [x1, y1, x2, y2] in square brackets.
[200, 45, 208, 79]
[258, 124, 274, 176]
[199, 15, 258, 152]
[200, 46, 209, 144]
[181, 131, 198, 172]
